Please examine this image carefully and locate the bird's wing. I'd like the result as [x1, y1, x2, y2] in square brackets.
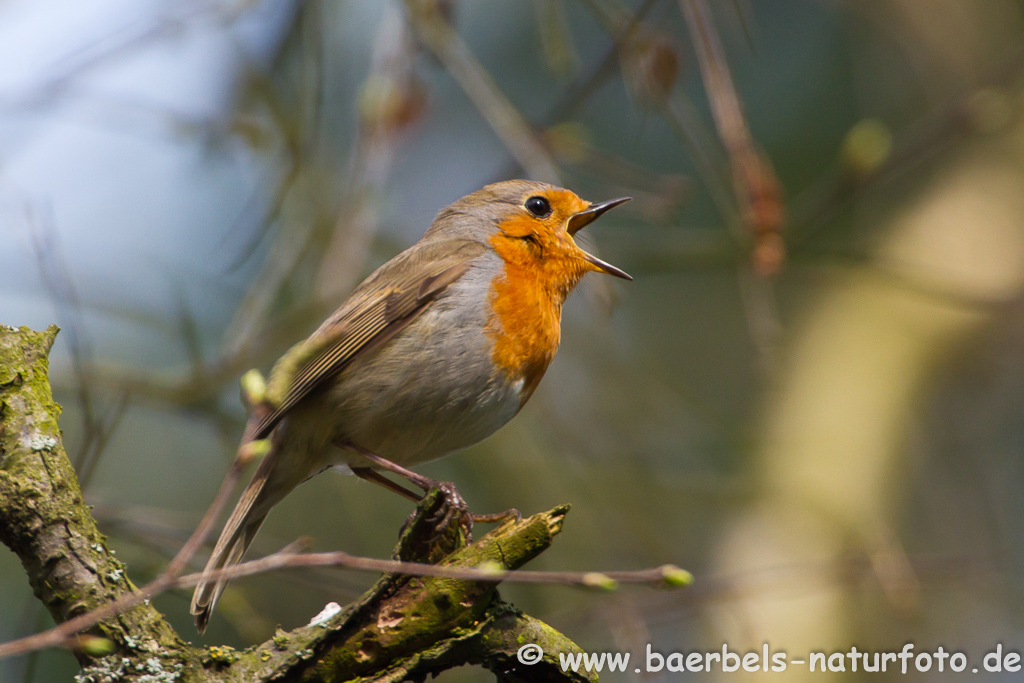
[250, 239, 488, 440]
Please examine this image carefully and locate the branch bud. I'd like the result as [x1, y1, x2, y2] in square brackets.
[581, 572, 619, 591]
[238, 438, 272, 467]
[659, 564, 694, 587]
[77, 635, 116, 657]
[240, 369, 267, 409]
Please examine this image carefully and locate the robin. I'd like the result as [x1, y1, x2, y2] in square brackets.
[190, 179, 631, 632]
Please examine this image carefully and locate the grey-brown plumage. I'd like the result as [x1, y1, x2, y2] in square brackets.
[190, 181, 631, 631]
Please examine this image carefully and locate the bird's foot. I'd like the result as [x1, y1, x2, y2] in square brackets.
[426, 481, 473, 543]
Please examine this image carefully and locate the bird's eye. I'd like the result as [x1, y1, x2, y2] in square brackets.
[525, 195, 552, 218]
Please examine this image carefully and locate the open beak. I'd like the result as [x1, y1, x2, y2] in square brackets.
[567, 197, 632, 235]
[567, 197, 633, 281]
[582, 251, 633, 280]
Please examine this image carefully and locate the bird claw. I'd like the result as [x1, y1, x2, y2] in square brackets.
[425, 481, 473, 543]
[471, 508, 521, 525]
[403, 483, 512, 547]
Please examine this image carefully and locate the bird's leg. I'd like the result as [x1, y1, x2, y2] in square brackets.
[354, 450, 441, 493]
[351, 467, 422, 503]
[352, 450, 521, 528]
[342, 444, 472, 540]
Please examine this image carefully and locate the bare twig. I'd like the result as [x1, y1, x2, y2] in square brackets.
[679, 0, 751, 152]
[403, 0, 561, 183]
[75, 391, 131, 490]
[679, 0, 785, 277]
[173, 545, 690, 590]
[26, 203, 133, 490]
[313, 3, 424, 301]
[28, 206, 99, 467]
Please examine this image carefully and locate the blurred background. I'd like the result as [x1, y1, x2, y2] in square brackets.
[4, 0, 1024, 680]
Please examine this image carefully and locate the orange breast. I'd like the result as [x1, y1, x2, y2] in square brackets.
[485, 242, 563, 406]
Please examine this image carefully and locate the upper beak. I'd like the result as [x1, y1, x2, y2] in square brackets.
[567, 197, 633, 281]
[566, 197, 632, 235]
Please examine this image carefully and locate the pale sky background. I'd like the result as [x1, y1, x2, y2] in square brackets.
[1, 0, 296, 364]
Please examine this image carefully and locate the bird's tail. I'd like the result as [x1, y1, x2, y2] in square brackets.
[190, 445, 282, 633]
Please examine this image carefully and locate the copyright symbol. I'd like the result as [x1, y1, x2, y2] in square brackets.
[517, 643, 543, 665]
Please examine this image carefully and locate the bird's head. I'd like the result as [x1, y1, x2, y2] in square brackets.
[430, 180, 631, 297]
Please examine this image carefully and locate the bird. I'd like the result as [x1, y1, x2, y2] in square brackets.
[190, 179, 631, 632]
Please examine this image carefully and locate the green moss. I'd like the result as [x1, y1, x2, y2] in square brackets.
[272, 630, 291, 650]
[204, 645, 241, 666]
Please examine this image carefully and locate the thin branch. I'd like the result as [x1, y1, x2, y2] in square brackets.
[403, 0, 561, 183]
[679, 0, 753, 155]
[174, 546, 691, 590]
[75, 390, 131, 490]
[679, 0, 785, 276]
[28, 205, 100, 471]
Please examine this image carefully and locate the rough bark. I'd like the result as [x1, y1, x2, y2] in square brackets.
[0, 325, 594, 683]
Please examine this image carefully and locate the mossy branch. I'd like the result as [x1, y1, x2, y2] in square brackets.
[0, 325, 593, 682]
[0, 325, 186, 664]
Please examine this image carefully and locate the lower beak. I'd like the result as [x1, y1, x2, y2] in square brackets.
[567, 196, 632, 281]
[582, 251, 633, 280]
